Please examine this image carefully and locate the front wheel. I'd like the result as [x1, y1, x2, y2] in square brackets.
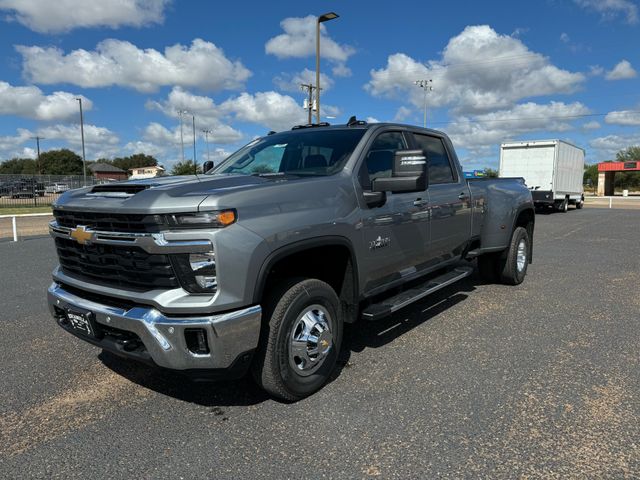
[556, 198, 568, 213]
[575, 196, 584, 209]
[252, 278, 343, 401]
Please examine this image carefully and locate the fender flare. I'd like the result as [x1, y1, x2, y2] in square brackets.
[252, 235, 360, 305]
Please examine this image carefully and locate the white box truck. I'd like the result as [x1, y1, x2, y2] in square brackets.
[499, 140, 585, 212]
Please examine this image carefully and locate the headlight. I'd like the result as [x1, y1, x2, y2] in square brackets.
[171, 251, 217, 293]
[167, 210, 236, 228]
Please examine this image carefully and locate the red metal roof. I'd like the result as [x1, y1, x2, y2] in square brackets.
[598, 161, 640, 172]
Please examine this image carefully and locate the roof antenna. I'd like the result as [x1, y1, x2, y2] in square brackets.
[347, 115, 358, 126]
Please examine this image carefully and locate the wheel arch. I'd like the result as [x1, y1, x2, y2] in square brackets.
[253, 236, 360, 322]
[511, 205, 535, 263]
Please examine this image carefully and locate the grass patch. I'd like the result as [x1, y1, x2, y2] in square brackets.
[0, 206, 53, 215]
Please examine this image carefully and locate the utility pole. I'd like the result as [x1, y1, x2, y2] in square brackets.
[31, 136, 45, 174]
[75, 98, 87, 185]
[300, 83, 318, 124]
[414, 79, 433, 128]
[192, 114, 197, 174]
[201, 129, 212, 165]
[177, 109, 188, 163]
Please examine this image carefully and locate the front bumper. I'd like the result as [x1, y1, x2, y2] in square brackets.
[48, 282, 262, 375]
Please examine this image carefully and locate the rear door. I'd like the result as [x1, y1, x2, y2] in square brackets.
[412, 133, 471, 264]
[356, 130, 431, 294]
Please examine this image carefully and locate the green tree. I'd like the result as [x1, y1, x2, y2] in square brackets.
[615, 146, 640, 162]
[171, 160, 201, 176]
[583, 164, 598, 189]
[484, 168, 499, 178]
[109, 153, 157, 172]
[39, 149, 83, 175]
[0, 157, 38, 174]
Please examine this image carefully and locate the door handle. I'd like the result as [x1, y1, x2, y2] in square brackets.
[458, 193, 468, 200]
[413, 198, 428, 206]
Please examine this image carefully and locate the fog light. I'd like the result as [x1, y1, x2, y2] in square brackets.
[171, 251, 217, 293]
[189, 252, 216, 289]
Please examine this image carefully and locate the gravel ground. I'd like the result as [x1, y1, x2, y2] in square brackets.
[0, 207, 638, 479]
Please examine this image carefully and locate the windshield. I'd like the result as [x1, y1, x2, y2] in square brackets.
[209, 129, 366, 177]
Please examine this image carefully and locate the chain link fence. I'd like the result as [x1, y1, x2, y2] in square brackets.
[0, 174, 102, 210]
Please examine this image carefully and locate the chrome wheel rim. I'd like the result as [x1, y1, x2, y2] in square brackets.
[288, 305, 333, 376]
[516, 239, 527, 272]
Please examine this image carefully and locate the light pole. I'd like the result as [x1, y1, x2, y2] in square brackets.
[201, 129, 212, 165]
[316, 12, 339, 124]
[192, 114, 197, 174]
[31, 136, 45, 174]
[177, 109, 188, 163]
[414, 79, 433, 128]
[75, 98, 87, 185]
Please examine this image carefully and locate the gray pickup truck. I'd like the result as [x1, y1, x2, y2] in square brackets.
[48, 120, 534, 400]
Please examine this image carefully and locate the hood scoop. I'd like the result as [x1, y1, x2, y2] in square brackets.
[89, 184, 150, 197]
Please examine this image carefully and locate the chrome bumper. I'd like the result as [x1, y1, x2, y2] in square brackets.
[48, 282, 262, 371]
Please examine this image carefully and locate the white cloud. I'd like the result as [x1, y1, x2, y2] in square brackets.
[0, 128, 32, 157]
[605, 109, 640, 125]
[0, 124, 120, 160]
[0, 81, 92, 121]
[573, 0, 638, 24]
[266, 15, 354, 62]
[605, 60, 637, 80]
[365, 25, 585, 115]
[38, 123, 120, 159]
[332, 64, 352, 77]
[446, 101, 591, 152]
[393, 106, 413, 122]
[365, 117, 380, 123]
[18, 39, 251, 93]
[589, 133, 640, 160]
[589, 65, 605, 76]
[274, 68, 333, 93]
[582, 120, 601, 130]
[123, 140, 168, 159]
[146, 87, 243, 144]
[220, 91, 306, 132]
[0, 0, 169, 33]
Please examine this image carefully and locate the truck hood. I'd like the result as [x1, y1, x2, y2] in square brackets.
[53, 174, 281, 214]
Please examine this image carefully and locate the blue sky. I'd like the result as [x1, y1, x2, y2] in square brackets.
[0, 0, 639, 170]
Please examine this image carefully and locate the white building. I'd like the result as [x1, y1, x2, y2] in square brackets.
[128, 165, 165, 179]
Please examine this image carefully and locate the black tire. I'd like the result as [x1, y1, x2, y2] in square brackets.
[575, 197, 584, 209]
[498, 226, 530, 285]
[252, 278, 343, 401]
[477, 252, 500, 283]
[556, 198, 568, 213]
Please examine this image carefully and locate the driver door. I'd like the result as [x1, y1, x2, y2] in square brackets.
[357, 130, 431, 294]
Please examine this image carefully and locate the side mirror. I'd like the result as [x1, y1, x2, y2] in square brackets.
[203, 160, 214, 173]
[372, 149, 427, 193]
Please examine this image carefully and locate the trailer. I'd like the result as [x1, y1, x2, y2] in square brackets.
[499, 140, 585, 212]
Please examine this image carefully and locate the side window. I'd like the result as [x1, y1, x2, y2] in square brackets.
[413, 134, 455, 184]
[359, 131, 406, 190]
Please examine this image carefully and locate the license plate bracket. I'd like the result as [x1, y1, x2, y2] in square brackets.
[64, 307, 98, 338]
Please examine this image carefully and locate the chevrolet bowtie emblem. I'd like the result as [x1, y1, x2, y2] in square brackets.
[70, 225, 93, 245]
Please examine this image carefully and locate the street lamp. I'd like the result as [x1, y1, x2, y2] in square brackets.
[192, 114, 197, 174]
[75, 98, 87, 185]
[177, 109, 188, 163]
[316, 11, 339, 124]
[414, 79, 433, 128]
[201, 129, 212, 164]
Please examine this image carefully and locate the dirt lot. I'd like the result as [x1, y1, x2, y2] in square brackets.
[0, 208, 638, 478]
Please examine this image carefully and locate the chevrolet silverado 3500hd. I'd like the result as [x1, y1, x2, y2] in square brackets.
[48, 120, 534, 400]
